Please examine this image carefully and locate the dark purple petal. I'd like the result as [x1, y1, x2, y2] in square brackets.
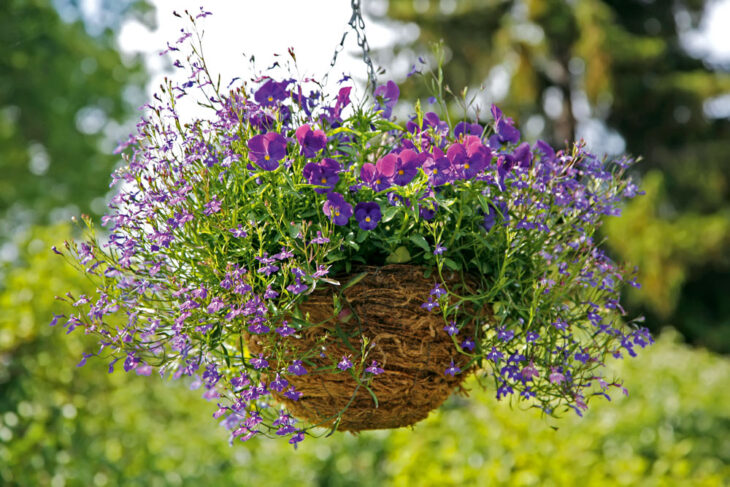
[374, 80, 399, 118]
[354, 201, 382, 230]
[512, 142, 533, 169]
[454, 121, 483, 139]
[360, 163, 376, 183]
[323, 192, 353, 226]
[534, 139, 555, 162]
[446, 143, 467, 165]
[263, 132, 287, 162]
[247, 134, 266, 161]
[376, 154, 396, 178]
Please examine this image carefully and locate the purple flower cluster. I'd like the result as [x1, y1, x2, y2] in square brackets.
[57, 12, 649, 447]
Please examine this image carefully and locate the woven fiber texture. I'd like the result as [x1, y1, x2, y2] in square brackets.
[247, 264, 486, 432]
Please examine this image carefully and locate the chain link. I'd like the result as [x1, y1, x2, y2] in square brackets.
[325, 0, 377, 93]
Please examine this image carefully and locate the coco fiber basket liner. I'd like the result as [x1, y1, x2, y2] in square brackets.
[246, 264, 487, 432]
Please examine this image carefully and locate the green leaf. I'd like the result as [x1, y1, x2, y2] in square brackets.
[444, 258, 462, 271]
[385, 246, 411, 264]
[374, 119, 405, 132]
[409, 234, 430, 252]
[342, 272, 368, 290]
[327, 126, 362, 137]
[382, 206, 399, 223]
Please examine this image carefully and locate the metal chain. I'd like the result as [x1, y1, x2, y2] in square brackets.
[325, 0, 377, 93]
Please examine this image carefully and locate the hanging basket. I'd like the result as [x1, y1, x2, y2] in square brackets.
[246, 264, 487, 432]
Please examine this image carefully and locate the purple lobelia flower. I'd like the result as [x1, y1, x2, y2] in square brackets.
[322, 192, 353, 226]
[365, 361, 384, 375]
[521, 361, 540, 381]
[443, 321, 459, 336]
[303, 158, 340, 194]
[374, 80, 399, 119]
[286, 278, 308, 295]
[337, 356, 353, 371]
[247, 132, 287, 171]
[354, 201, 382, 230]
[295, 124, 327, 157]
[445, 360, 461, 376]
[430, 282, 447, 297]
[392, 149, 424, 186]
[203, 196, 222, 215]
[549, 367, 566, 384]
[250, 354, 268, 369]
[421, 297, 439, 311]
[497, 326, 515, 342]
[254, 78, 290, 106]
[287, 360, 308, 376]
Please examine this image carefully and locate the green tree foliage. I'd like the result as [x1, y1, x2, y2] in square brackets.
[604, 171, 730, 351]
[374, 0, 730, 350]
[1, 225, 728, 485]
[0, 0, 150, 225]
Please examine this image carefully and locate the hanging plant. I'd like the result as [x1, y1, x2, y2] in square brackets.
[53, 8, 652, 445]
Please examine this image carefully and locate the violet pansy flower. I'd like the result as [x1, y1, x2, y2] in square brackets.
[423, 147, 452, 186]
[323, 192, 353, 226]
[374, 80, 399, 119]
[247, 132, 287, 171]
[303, 158, 340, 194]
[454, 121, 483, 140]
[489, 104, 520, 146]
[354, 201, 382, 231]
[361, 154, 396, 192]
[534, 139, 556, 162]
[254, 78, 290, 106]
[295, 124, 327, 158]
[462, 135, 492, 179]
[392, 149, 424, 186]
[511, 142, 533, 169]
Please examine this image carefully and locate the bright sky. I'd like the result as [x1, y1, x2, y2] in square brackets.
[117, 0, 730, 120]
[684, 0, 730, 64]
[118, 0, 397, 106]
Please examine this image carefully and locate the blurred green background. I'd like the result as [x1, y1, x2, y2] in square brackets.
[1, 1, 729, 485]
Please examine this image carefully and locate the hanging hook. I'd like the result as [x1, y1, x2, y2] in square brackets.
[325, 0, 377, 94]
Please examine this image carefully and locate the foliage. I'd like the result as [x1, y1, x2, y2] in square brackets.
[2, 224, 728, 485]
[0, 0, 150, 226]
[54, 11, 651, 444]
[374, 0, 730, 351]
[604, 170, 730, 351]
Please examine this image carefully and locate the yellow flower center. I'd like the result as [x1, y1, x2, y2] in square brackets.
[433, 168, 438, 174]
[334, 210, 340, 216]
[264, 155, 270, 161]
[376, 179, 381, 184]
[321, 178, 327, 184]
[365, 216, 371, 222]
[267, 96, 273, 102]
[464, 163, 470, 169]
[398, 169, 404, 175]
